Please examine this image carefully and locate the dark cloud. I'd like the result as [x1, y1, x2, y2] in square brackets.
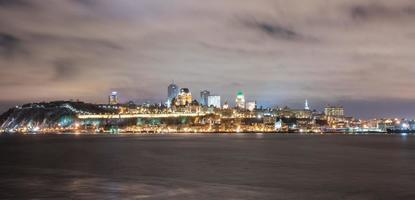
[404, 6, 415, 15]
[0, 33, 24, 59]
[53, 59, 80, 81]
[350, 3, 415, 21]
[199, 41, 275, 55]
[240, 18, 315, 42]
[249, 21, 300, 40]
[350, 7, 365, 20]
[71, 0, 96, 7]
[0, 0, 31, 7]
[29, 33, 123, 51]
[259, 23, 297, 38]
[0, 0, 414, 118]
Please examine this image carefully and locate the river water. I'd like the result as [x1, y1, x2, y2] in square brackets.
[0, 134, 414, 199]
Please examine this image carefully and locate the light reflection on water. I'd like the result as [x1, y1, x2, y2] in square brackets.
[0, 134, 414, 199]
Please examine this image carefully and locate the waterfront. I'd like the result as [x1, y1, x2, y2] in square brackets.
[2, 100, 411, 135]
[0, 134, 414, 199]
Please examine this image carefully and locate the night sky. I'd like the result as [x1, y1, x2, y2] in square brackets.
[0, 0, 415, 118]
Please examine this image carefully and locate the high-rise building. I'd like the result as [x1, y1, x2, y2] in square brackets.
[305, 99, 310, 110]
[200, 90, 210, 106]
[324, 106, 344, 117]
[168, 82, 180, 101]
[176, 88, 192, 106]
[235, 91, 245, 109]
[207, 95, 221, 108]
[108, 91, 119, 105]
[246, 101, 256, 111]
[167, 82, 180, 107]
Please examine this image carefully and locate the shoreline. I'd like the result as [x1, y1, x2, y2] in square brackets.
[2, 131, 411, 136]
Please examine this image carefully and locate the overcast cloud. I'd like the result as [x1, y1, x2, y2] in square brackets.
[0, 0, 415, 118]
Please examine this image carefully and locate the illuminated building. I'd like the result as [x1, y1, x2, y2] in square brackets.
[3, 82, 381, 134]
[207, 95, 221, 108]
[324, 106, 344, 117]
[275, 119, 282, 130]
[200, 90, 210, 106]
[167, 82, 180, 106]
[108, 91, 119, 105]
[235, 91, 245, 109]
[278, 107, 312, 119]
[246, 101, 256, 111]
[176, 88, 192, 106]
[223, 101, 229, 109]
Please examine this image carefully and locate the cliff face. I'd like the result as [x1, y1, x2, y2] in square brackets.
[0, 101, 115, 130]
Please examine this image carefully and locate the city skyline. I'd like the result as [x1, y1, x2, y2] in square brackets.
[1, 0, 415, 118]
[2, 1, 415, 199]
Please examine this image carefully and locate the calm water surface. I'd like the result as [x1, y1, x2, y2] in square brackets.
[0, 134, 414, 199]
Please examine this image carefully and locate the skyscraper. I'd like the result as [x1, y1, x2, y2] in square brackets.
[108, 91, 119, 105]
[167, 82, 180, 105]
[200, 90, 210, 106]
[305, 99, 310, 110]
[235, 91, 245, 109]
[207, 95, 221, 108]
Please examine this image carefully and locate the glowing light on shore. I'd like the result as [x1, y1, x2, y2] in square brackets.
[77, 113, 206, 119]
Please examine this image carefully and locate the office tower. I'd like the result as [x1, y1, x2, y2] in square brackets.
[200, 90, 210, 106]
[207, 95, 221, 108]
[235, 91, 245, 109]
[108, 91, 119, 105]
[167, 82, 179, 107]
[168, 82, 180, 101]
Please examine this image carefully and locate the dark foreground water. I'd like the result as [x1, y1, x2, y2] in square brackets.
[0, 134, 414, 199]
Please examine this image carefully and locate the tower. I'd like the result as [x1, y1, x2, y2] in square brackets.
[167, 82, 179, 106]
[207, 95, 221, 108]
[200, 90, 210, 106]
[235, 91, 245, 109]
[305, 99, 310, 110]
[108, 91, 119, 105]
